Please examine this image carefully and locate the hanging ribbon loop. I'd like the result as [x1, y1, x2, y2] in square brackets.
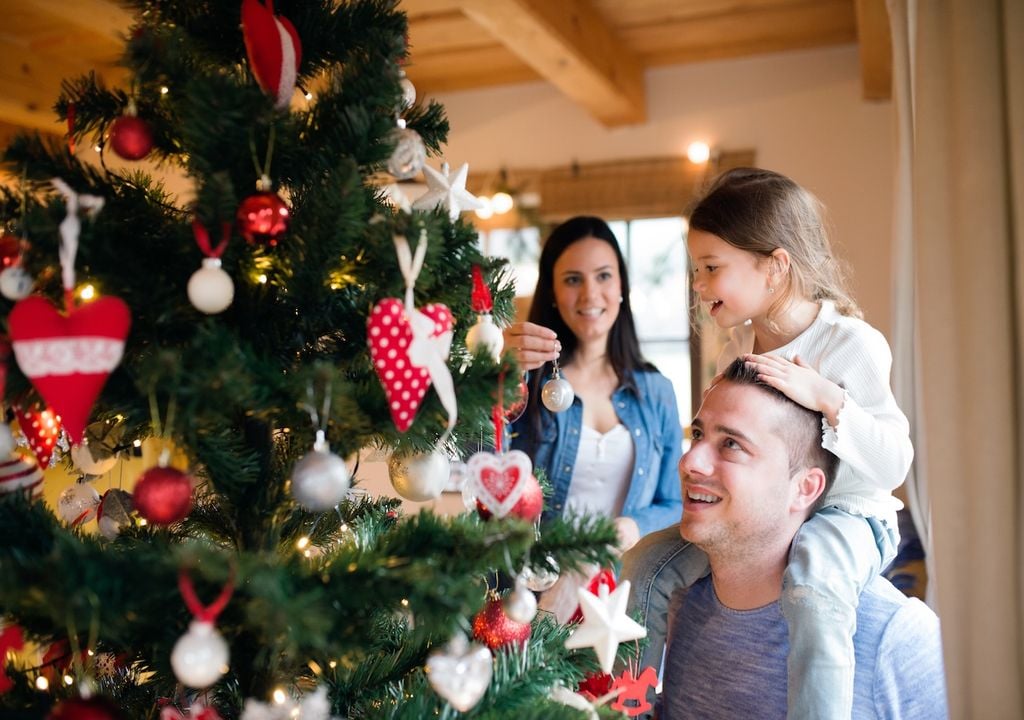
[51, 178, 105, 309]
[178, 568, 235, 624]
[192, 219, 231, 259]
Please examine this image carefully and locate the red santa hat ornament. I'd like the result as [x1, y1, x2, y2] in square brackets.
[242, 0, 302, 109]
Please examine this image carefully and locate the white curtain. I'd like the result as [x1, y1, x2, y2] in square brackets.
[888, 0, 1024, 717]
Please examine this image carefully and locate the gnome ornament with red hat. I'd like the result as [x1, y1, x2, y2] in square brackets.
[8, 180, 131, 444]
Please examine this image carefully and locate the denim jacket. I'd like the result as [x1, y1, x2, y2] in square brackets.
[511, 369, 683, 537]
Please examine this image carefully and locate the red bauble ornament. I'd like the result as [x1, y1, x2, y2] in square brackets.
[504, 376, 528, 423]
[47, 696, 125, 720]
[476, 472, 543, 523]
[109, 115, 154, 160]
[236, 191, 290, 246]
[0, 234, 23, 269]
[133, 466, 193, 524]
[472, 596, 531, 650]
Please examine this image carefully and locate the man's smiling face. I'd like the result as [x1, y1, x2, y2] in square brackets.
[678, 380, 800, 558]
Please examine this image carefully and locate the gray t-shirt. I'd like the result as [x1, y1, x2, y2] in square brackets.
[659, 574, 948, 719]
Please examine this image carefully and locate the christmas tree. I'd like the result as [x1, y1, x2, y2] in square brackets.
[0, 1, 632, 718]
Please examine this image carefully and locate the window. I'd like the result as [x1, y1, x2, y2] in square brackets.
[479, 218, 691, 421]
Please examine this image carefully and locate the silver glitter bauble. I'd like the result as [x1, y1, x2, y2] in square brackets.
[386, 120, 427, 180]
[541, 376, 574, 412]
[521, 558, 560, 592]
[398, 70, 417, 109]
[388, 451, 449, 501]
[503, 578, 538, 624]
[290, 447, 351, 511]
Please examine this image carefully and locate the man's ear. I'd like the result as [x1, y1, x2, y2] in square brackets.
[791, 466, 827, 514]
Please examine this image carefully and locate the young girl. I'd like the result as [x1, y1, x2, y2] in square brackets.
[622, 168, 912, 720]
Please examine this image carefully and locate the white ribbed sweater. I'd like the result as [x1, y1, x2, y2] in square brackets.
[719, 300, 912, 524]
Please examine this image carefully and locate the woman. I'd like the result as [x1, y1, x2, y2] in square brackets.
[505, 216, 683, 553]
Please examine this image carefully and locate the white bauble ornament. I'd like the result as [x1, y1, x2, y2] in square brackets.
[425, 634, 492, 712]
[71, 441, 117, 476]
[541, 375, 574, 412]
[388, 451, 449, 501]
[290, 432, 350, 511]
[188, 257, 234, 314]
[465, 313, 504, 363]
[0, 423, 14, 457]
[0, 266, 33, 300]
[57, 482, 101, 525]
[521, 557, 560, 592]
[386, 119, 426, 180]
[171, 620, 229, 688]
[503, 577, 538, 624]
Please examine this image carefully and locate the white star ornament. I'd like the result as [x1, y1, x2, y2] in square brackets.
[564, 579, 647, 674]
[412, 162, 484, 222]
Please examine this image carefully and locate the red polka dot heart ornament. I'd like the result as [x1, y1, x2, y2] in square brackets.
[8, 180, 131, 444]
[368, 231, 457, 435]
[368, 299, 453, 432]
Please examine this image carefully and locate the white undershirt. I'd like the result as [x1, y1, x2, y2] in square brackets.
[564, 423, 635, 518]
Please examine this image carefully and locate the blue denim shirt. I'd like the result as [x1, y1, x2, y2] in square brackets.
[511, 369, 683, 537]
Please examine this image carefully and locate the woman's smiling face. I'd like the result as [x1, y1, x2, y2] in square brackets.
[552, 236, 622, 346]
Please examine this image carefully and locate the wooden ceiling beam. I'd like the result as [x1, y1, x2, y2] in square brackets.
[854, 0, 892, 100]
[24, 0, 133, 42]
[456, 0, 646, 127]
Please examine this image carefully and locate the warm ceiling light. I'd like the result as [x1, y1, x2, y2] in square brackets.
[687, 141, 711, 164]
[490, 191, 514, 214]
[474, 197, 494, 220]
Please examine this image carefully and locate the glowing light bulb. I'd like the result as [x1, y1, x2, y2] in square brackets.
[63, 674, 73, 686]
[273, 688, 287, 704]
[160, 86, 169, 95]
[78, 284, 96, 300]
[296, 536, 310, 550]
[490, 191, 514, 214]
[258, 274, 268, 284]
[474, 197, 494, 220]
[35, 676, 49, 690]
[687, 141, 711, 164]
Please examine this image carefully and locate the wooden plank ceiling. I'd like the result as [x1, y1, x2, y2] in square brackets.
[0, 0, 890, 139]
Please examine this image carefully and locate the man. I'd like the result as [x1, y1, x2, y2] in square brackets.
[622, 359, 947, 719]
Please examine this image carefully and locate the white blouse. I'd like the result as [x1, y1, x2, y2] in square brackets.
[564, 423, 635, 518]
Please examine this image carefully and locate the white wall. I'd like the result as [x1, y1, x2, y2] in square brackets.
[432, 44, 896, 337]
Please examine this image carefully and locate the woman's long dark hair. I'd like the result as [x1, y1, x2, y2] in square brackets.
[522, 216, 654, 435]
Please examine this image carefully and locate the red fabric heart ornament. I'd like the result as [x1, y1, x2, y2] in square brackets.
[9, 295, 131, 444]
[368, 298, 452, 432]
[242, 0, 302, 109]
[467, 449, 533, 519]
[13, 403, 61, 469]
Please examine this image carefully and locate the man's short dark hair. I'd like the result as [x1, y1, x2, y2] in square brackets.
[720, 358, 838, 507]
